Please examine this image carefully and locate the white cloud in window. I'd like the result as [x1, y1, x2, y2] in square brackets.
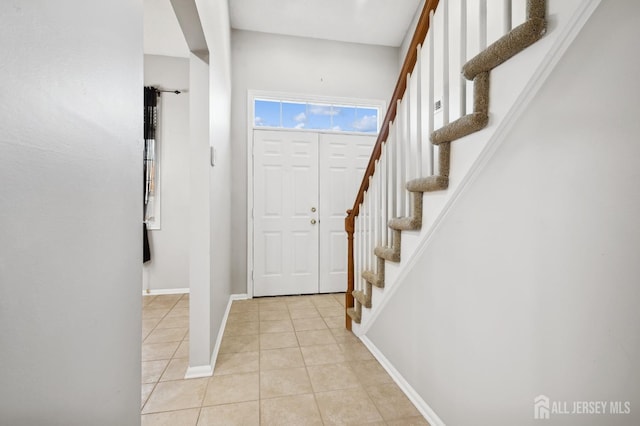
[309, 105, 339, 116]
[332, 125, 341, 131]
[294, 112, 306, 122]
[295, 122, 305, 129]
[352, 115, 377, 132]
[255, 116, 265, 126]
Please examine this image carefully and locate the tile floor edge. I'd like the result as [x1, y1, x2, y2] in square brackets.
[359, 335, 446, 426]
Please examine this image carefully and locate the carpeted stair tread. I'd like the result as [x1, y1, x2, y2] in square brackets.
[362, 270, 384, 288]
[431, 72, 490, 145]
[347, 307, 361, 324]
[462, 0, 546, 79]
[352, 290, 371, 308]
[374, 246, 400, 263]
[389, 216, 421, 231]
[406, 175, 449, 192]
[438, 142, 451, 178]
[388, 192, 423, 231]
[431, 112, 489, 145]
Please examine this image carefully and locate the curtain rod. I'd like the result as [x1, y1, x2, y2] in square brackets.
[158, 89, 182, 95]
[146, 86, 185, 95]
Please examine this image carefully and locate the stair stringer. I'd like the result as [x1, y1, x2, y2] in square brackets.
[351, 0, 602, 333]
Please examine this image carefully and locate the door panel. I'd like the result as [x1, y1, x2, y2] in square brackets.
[253, 130, 375, 296]
[254, 130, 319, 296]
[318, 133, 376, 293]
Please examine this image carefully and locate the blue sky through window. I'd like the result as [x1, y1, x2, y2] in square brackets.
[254, 98, 379, 134]
[354, 107, 379, 133]
[282, 102, 307, 130]
[254, 99, 280, 127]
[331, 106, 356, 132]
[306, 104, 332, 130]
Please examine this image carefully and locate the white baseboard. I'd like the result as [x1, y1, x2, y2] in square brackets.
[360, 336, 446, 426]
[183, 293, 249, 380]
[230, 293, 250, 301]
[184, 365, 213, 379]
[143, 288, 190, 296]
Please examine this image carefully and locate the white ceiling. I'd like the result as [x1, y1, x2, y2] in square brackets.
[229, 0, 422, 47]
[144, 0, 422, 57]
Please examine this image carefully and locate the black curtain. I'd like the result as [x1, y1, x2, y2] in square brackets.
[143, 86, 159, 263]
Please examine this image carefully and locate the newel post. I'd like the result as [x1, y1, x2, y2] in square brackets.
[345, 210, 355, 331]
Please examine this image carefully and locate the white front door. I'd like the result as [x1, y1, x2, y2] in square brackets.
[253, 130, 319, 297]
[253, 130, 375, 297]
[318, 133, 376, 292]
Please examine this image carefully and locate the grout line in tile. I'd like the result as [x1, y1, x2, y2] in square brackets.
[194, 407, 202, 426]
[141, 406, 199, 418]
[142, 298, 179, 341]
[140, 381, 158, 413]
[302, 350, 325, 425]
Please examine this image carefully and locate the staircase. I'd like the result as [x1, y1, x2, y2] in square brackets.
[345, 0, 548, 326]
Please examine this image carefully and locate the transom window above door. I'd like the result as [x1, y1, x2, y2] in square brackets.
[253, 97, 381, 134]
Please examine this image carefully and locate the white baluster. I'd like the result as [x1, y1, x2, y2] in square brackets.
[460, 0, 467, 117]
[373, 161, 379, 250]
[395, 100, 405, 217]
[479, 0, 487, 50]
[428, 10, 435, 176]
[359, 203, 364, 283]
[368, 191, 372, 274]
[381, 143, 388, 247]
[415, 44, 423, 178]
[360, 206, 365, 287]
[503, 0, 512, 34]
[379, 147, 384, 249]
[369, 193, 373, 273]
[405, 74, 412, 183]
[363, 187, 368, 273]
[387, 127, 395, 244]
[372, 183, 376, 269]
[376, 158, 383, 248]
[442, 0, 450, 127]
[368, 178, 374, 270]
[389, 120, 397, 225]
[513, 0, 526, 27]
[370, 176, 376, 262]
[403, 76, 411, 215]
[419, 40, 431, 178]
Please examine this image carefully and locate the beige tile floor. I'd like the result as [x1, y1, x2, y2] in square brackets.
[141, 293, 429, 426]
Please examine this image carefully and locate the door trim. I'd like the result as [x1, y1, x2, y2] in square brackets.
[246, 90, 386, 298]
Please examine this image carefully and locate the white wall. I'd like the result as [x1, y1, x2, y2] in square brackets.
[188, 52, 213, 369]
[0, 1, 142, 424]
[230, 30, 400, 294]
[200, 0, 233, 355]
[367, 1, 640, 424]
[144, 0, 190, 58]
[185, 0, 233, 373]
[143, 55, 190, 292]
[399, 0, 425, 66]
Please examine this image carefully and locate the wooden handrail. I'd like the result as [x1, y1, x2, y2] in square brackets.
[345, 0, 440, 330]
[347, 0, 440, 221]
